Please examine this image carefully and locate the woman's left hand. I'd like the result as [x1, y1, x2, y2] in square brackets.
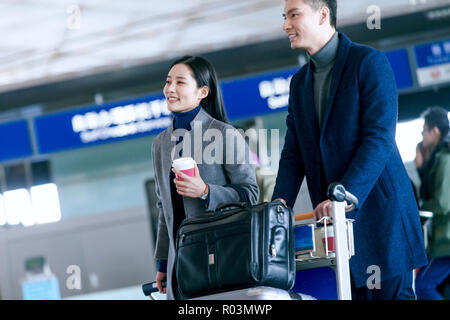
[173, 163, 208, 198]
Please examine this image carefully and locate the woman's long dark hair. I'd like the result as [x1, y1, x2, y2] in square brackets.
[170, 56, 229, 123]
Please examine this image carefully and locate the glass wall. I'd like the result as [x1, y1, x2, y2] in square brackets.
[50, 135, 155, 220]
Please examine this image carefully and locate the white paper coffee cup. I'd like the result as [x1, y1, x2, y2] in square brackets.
[172, 157, 196, 180]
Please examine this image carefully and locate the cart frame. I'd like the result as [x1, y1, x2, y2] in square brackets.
[295, 183, 358, 300]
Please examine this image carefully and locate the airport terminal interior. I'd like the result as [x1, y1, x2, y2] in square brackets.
[0, 0, 449, 300]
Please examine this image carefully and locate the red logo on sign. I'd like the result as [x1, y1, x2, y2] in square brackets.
[431, 70, 441, 80]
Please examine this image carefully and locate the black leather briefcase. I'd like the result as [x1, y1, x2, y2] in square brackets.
[174, 201, 295, 299]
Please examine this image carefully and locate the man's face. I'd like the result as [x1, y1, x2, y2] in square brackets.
[283, 0, 322, 51]
[422, 123, 440, 149]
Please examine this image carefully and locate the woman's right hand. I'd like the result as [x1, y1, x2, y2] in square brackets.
[156, 272, 167, 294]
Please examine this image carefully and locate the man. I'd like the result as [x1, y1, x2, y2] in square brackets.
[414, 107, 450, 300]
[272, 0, 428, 299]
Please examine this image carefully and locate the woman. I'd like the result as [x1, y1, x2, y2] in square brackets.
[151, 56, 259, 299]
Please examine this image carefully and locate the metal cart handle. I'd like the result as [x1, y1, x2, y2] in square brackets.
[327, 182, 359, 212]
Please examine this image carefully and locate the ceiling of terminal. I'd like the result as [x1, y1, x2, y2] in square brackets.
[1, 0, 449, 93]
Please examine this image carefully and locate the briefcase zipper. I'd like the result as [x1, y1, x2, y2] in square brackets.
[179, 209, 252, 228]
[179, 221, 249, 244]
[269, 226, 287, 259]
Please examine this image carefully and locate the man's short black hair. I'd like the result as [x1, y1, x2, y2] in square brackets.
[422, 106, 450, 140]
[304, 0, 337, 28]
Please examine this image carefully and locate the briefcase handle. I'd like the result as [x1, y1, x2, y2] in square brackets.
[216, 202, 249, 212]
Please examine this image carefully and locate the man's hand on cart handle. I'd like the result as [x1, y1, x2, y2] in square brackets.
[313, 199, 332, 221]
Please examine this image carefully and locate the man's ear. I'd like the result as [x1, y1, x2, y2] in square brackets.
[432, 126, 441, 139]
[319, 6, 330, 25]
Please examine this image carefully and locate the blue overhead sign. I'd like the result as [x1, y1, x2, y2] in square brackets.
[222, 68, 297, 120]
[33, 68, 298, 155]
[385, 49, 413, 90]
[0, 120, 33, 162]
[221, 49, 413, 121]
[414, 39, 450, 68]
[34, 94, 172, 154]
[414, 39, 450, 87]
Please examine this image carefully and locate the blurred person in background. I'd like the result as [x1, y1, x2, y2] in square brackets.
[414, 106, 450, 300]
[272, 0, 428, 299]
[235, 118, 278, 203]
[151, 56, 259, 299]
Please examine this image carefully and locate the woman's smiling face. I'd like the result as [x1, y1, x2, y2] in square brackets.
[164, 63, 208, 113]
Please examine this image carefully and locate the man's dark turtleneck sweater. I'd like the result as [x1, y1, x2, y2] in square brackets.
[309, 31, 339, 130]
[308, 32, 339, 202]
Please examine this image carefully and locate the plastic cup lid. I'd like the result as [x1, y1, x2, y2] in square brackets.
[172, 157, 195, 170]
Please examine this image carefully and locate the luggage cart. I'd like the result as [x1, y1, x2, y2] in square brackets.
[294, 183, 358, 300]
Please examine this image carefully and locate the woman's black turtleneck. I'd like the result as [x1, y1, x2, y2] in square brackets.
[157, 106, 201, 274]
[172, 105, 201, 131]
[171, 105, 201, 237]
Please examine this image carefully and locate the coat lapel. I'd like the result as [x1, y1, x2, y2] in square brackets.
[162, 122, 176, 170]
[303, 63, 321, 141]
[320, 33, 352, 141]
